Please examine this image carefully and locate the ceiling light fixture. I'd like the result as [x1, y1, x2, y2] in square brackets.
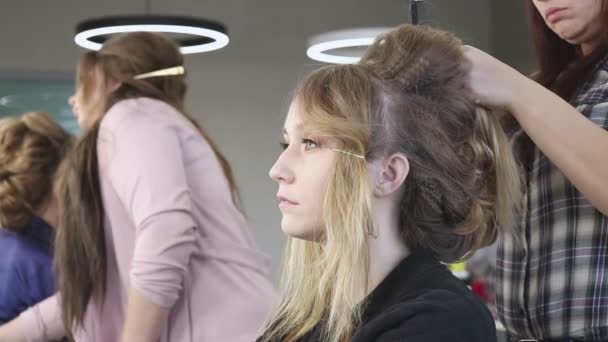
[74, 0, 229, 54]
[306, 28, 391, 64]
[305, 0, 424, 64]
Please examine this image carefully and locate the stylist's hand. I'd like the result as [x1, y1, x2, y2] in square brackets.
[462, 45, 532, 111]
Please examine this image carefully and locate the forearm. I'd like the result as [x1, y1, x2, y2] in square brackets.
[0, 319, 26, 342]
[1, 294, 66, 342]
[511, 79, 608, 215]
[120, 287, 171, 342]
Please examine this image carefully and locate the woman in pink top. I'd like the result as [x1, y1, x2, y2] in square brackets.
[0, 32, 274, 342]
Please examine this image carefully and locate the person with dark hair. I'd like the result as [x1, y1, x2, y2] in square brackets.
[464, 0, 608, 340]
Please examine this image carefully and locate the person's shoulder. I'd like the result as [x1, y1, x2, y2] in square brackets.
[395, 286, 493, 323]
[98, 98, 189, 154]
[0, 229, 52, 279]
[576, 54, 608, 106]
[101, 97, 179, 133]
[588, 61, 608, 97]
[573, 69, 608, 128]
[356, 288, 496, 342]
[598, 53, 608, 74]
[11, 239, 52, 270]
[0, 226, 50, 257]
[0, 229, 22, 269]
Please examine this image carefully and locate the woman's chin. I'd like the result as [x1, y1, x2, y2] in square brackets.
[281, 219, 322, 242]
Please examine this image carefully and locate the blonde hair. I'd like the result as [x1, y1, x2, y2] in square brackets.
[0, 112, 72, 231]
[261, 24, 522, 342]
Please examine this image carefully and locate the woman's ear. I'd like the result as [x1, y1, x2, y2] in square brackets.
[372, 153, 410, 197]
[107, 79, 122, 94]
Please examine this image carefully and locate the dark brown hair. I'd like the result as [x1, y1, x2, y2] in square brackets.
[526, 0, 608, 100]
[359, 24, 522, 262]
[55, 32, 241, 333]
[0, 112, 72, 231]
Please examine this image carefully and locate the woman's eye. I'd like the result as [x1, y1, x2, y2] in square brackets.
[302, 138, 319, 150]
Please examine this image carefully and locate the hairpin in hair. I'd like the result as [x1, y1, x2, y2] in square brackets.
[134, 66, 185, 80]
[328, 147, 366, 159]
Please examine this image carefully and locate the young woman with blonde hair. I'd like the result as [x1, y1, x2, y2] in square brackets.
[260, 24, 522, 342]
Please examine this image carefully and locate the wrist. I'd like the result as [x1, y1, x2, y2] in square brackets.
[505, 73, 536, 116]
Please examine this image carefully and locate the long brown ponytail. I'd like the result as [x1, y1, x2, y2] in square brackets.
[55, 32, 241, 333]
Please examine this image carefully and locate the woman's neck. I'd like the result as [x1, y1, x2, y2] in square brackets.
[581, 41, 601, 56]
[579, 28, 604, 57]
[367, 206, 410, 295]
[35, 197, 57, 228]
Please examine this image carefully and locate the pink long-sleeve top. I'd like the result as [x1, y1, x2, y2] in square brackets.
[18, 97, 275, 341]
